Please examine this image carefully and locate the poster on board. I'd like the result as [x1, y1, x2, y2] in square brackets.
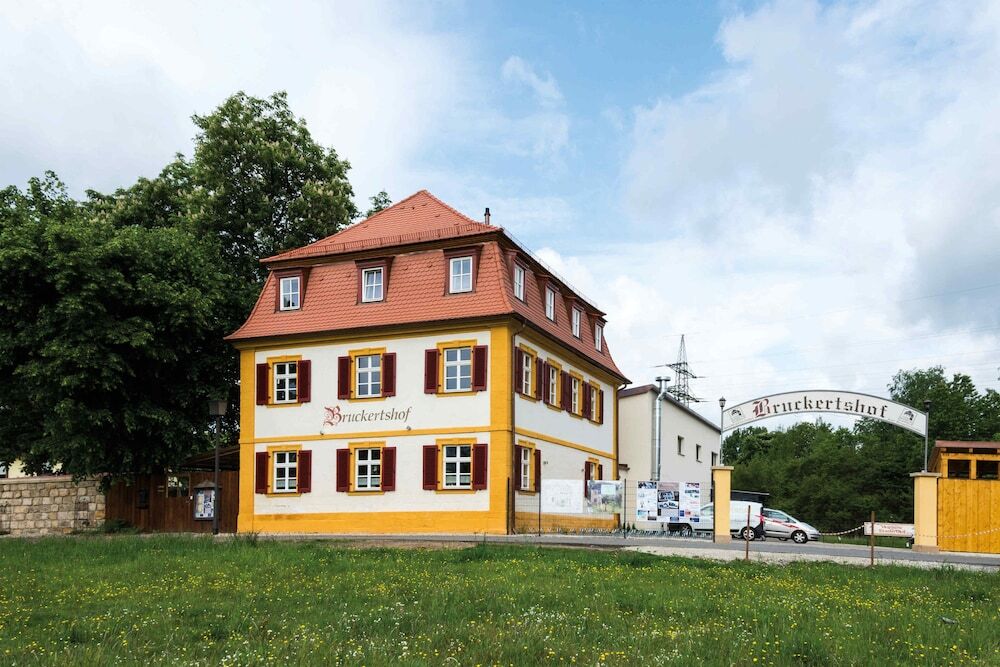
[637, 480, 702, 524]
[540, 479, 584, 514]
[586, 480, 623, 514]
[636, 481, 658, 521]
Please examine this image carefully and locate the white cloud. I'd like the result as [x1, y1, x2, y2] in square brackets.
[501, 56, 564, 107]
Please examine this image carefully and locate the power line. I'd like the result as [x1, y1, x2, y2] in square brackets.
[698, 349, 1000, 379]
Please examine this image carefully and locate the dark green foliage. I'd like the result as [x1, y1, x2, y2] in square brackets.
[724, 367, 1000, 531]
[364, 190, 392, 218]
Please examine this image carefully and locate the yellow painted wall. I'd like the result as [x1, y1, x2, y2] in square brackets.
[938, 478, 1000, 554]
[513, 512, 617, 533]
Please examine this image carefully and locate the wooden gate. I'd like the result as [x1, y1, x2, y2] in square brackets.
[938, 478, 1000, 554]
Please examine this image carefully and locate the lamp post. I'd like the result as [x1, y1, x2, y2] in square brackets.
[718, 397, 726, 465]
[208, 398, 228, 535]
[922, 398, 931, 472]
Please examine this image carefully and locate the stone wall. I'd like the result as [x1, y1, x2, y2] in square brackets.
[0, 475, 105, 536]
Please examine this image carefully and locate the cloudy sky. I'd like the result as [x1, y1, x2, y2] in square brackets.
[3, 0, 998, 424]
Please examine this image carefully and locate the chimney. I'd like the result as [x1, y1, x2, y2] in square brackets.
[484, 207, 491, 225]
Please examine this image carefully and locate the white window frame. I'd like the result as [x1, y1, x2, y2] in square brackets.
[355, 354, 382, 398]
[571, 308, 581, 337]
[273, 361, 298, 403]
[513, 265, 525, 301]
[594, 323, 603, 351]
[571, 377, 580, 414]
[449, 256, 473, 294]
[442, 444, 472, 489]
[521, 352, 533, 394]
[548, 366, 559, 405]
[443, 346, 472, 392]
[273, 451, 298, 493]
[589, 385, 599, 420]
[361, 267, 384, 303]
[520, 447, 531, 490]
[545, 287, 556, 321]
[279, 276, 300, 311]
[354, 447, 382, 491]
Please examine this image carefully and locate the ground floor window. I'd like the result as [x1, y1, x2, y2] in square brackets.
[274, 451, 298, 492]
[355, 448, 382, 490]
[166, 475, 190, 498]
[443, 445, 472, 488]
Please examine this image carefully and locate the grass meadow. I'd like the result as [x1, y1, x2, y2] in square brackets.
[0, 536, 997, 666]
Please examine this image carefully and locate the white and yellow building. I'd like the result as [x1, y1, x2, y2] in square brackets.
[227, 191, 627, 534]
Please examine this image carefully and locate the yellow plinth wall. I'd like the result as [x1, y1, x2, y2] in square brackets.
[513, 512, 617, 534]
[910, 472, 940, 553]
[251, 510, 508, 534]
[712, 466, 733, 544]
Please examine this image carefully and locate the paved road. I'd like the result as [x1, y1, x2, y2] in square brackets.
[258, 532, 1000, 570]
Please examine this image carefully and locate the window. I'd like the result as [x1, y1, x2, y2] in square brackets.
[696, 444, 702, 462]
[0, 464, 7, 479]
[273, 451, 298, 492]
[571, 376, 581, 415]
[166, 475, 190, 498]
[362, 267, 383, 302]
[548, 365, 560, 405]
[589, 385, 599, 420]
[449, 256, 473, 293]
[273, 361, 298, 403]
[711, 452, 718, 467]
[355, 448, 382, 490]
[677, 435, 684, 456]
[947, 459, 970, 479]
[513, 264, 525, 301]
[572, 308, 581, 337]
[595, 323, 603, 351]
[355, 354, 382, 398]
[977, 460, 998, 480]
[545, 287, 556, 320]
[520, 350, 534, 394]
[443, 346, 472, 392]
[520, 447, 531, 491]
[443, 444, 472, 489]
[279, 276, 300, 310]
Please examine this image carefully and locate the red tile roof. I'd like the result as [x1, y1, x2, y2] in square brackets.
[228, 191, 626, 380]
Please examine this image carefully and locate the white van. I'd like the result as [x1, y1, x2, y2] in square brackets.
[689, 501, 763, 538]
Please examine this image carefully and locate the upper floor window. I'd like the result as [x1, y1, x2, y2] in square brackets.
[362, 267, 383, 302]
[696, 444, 702, 462]
[443, 346, 473, 392]
[711, 452, 718, 467]
[545, 287, 556, 321]
[450, 256, 473, 293]
[547, 365, 559, 405]
[273, 450, 298, 493]
[513, 265, 525, 301]
[521, 350, 533, 394]
[594, 323, 603, 351]
[677, 435, 684, 456]
[571, 308, 581, 338]
[355, 354, 382, 398]
[589, 384, 600, 421]
[273, 361, 298, 403]
[279, 276, 300, 310]
[571, 376, 581, 414]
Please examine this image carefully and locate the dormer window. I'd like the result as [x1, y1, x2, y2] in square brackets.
[362, 267, 383, 302]
[513, 264, 525, 301]
[279, 276, 300, 311]
[449, 256, 473, 293]
[595, 323, 604, 352]
[571, 308, 581, 338]
[545, 287, 556, 321]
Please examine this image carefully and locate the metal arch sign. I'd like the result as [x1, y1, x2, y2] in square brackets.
[721, 390, 927, 436]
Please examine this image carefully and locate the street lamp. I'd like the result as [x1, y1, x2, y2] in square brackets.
[208, 398, 228, 535]
[718, 397, 726, 466]
[922, 399, 931, 472]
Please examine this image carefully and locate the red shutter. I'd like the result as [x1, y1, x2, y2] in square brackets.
[561, 372, 572, 411]
[472, 443, 488, 490]
[337, 356, 351, 399]
[541, 363, 551, 404]
[256, 363, 269, 405]
[513, 445, 523, 491]
[583, 461, 591, 497]
[424, 349, 439, 394]
[597, 464, 604, 481]
[298, 450, 312, 493]
[382, 353, 396, 397]
[336, 448, 350, 492]
[382, 447, 396, 491]
[534, 358, 544, 400]
[513, 349, 524, 395]
[472, 345, 488, 391]
[255, 451, 268, 493]
[422, 445, 438, 489]
[598, 390, 605, 424]
[533, 448, 541, 492]
[298, 360, 311, 403]
[582, 384, 592, 420]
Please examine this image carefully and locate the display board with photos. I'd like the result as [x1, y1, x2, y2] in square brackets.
[635, 480, 703, 523]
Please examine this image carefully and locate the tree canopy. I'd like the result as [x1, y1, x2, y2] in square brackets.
[1, 91, 358, 478]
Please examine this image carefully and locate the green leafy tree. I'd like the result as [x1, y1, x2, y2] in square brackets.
[0, 174, 230, 478]
[365, 190, 392, 218]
